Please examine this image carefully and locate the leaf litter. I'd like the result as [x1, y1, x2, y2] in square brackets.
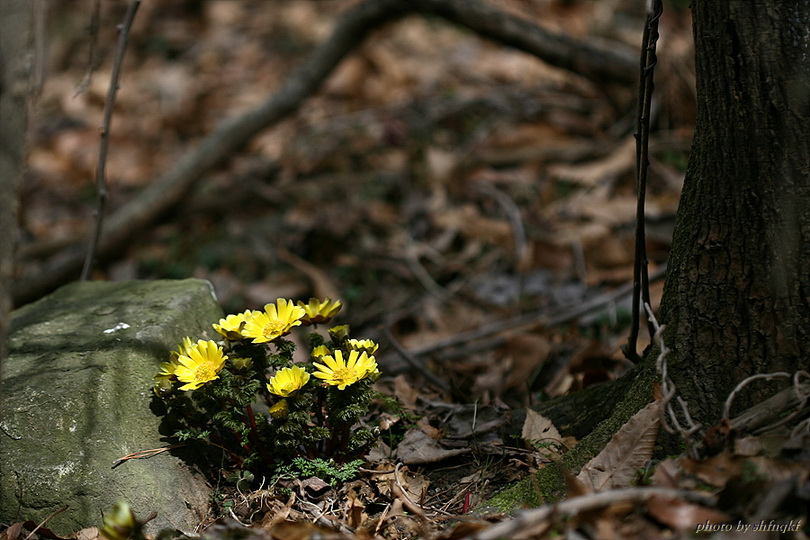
[10, 0, 809, 538]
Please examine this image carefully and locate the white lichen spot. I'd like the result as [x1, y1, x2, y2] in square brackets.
[55, 461, 76, 478]
[103, 322, 131, 334]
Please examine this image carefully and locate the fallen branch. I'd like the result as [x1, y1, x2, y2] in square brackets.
[409, 265, 667, 359]
[730, 372, 810, 435]
[15, 0, 637, 305]
[459, 487, 716, 540]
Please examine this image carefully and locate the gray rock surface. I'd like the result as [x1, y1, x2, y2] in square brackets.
[0, 279, 223, 534]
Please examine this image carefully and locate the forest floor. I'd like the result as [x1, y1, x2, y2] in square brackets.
[8, 0, 809, 538]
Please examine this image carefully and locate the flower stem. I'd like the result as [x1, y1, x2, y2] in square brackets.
[245, 405, 271, 463]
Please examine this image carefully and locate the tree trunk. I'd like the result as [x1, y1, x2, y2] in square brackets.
[0, 0, 33, 372]
[496, 0, 809, 507]
[659, 0, 810, 425]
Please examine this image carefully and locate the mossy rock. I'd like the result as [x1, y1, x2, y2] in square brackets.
[0, 279, 223, 534]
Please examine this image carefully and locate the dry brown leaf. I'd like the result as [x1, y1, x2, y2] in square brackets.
[260, 493, 296, 530]
[503, 334, 552, 393]
[522, 408, 563, 445]
[433, 204, 513, 247]
[550, 221, 611, 248]
[547, 136, 636, 186]
[585, 232, 634, 269]
[0, 521, 73, 540]
[0, 522, 25, 540]
[425, 147, 460, 185]
[651, 457, 682, 489]
[417, 416, 443, 440]
[645, 496, 730, 532]
[323, 55, 374, 98]
[579, 196, 638, 227]
[577, 399, 661, 491]
[373, 465, 430, 504]
[393, 375, 420, 410]
[564, 466, 592, 498]
[434, 520, 492, 540]
[345, 487, 368, 530]
[395, 428, 471, 465]
[265, 520, 334, 540]
[72, 528, 102, 540]
[679, 454, 744, 489]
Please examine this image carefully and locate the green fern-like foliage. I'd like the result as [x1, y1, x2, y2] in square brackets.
[280, 457, 365, 486]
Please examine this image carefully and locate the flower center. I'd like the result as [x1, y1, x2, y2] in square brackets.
[262, 320, 285, 338]
[332, 367, 354, 384]
[194, 363, 215, 381]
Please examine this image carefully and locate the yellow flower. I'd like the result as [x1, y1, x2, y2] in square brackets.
[297, 297, 342, 325]
[242, 299, 305, 343]
[328, 324, 351, 342]
[100, 501, 138, 540]
[347, 338, 379, 355]
[267, 365, 311, 397]
[269, 400, 289, 419]
[311, 344, 331, 358]
[312, 350, 378, 390]
[153, 378, 174, 398]
[174, 340, 227, 391]
[213, 311, 254, 340]
[169, 336, 195, 361]
[229, 356, 253, 371]
[159, 337, 194, 381]
[155, 360, 177, 381]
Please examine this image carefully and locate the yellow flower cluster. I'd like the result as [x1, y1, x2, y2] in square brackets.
[155, 295, 383, 474]
[212, 297, 342, 344]
[159, 298, 380, 394]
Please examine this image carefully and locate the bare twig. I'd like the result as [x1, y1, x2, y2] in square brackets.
[80, 0, 141, 281]
[15, 0, 637, 305]
[473, 182, 528, 274]
[626, 0, 663, 362]
[723, 372, 791, 420]
[393, 462, 427, 519]
[459, 487, 716, 540]
[403, 239, 455, 302]
[724, 370, 809, 434]
[22, 506, 69, 540]
[410, 266, 667, 358]
[730, 375, 810, 435]
[111, 442, 186, 467]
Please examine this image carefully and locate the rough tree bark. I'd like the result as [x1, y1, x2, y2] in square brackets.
[658, 0, 810, 424]
[0, 1, 33, 372]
